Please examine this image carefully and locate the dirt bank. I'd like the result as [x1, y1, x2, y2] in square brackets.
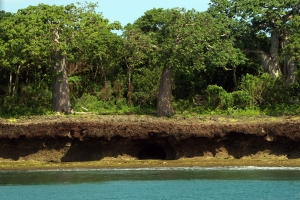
[0, 115, 300, 168]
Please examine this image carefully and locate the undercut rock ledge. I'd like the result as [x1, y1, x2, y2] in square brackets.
[0, 115, 299, 162]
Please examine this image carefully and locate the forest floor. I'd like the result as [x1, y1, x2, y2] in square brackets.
[1, 112, 298, 124]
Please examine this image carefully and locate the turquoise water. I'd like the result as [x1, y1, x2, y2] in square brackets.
[1, 167, 300, 200]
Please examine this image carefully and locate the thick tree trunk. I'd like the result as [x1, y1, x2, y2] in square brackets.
[124, 58, 133, 106]
[52, 54, 71, 114]
[157, 65, 173, 117]
[255, 51, 280, 77]
[247, 31, 297, 82]
[281, 34, 297, 84]
[12, 65, 20, 96]
[249, 31, 281, 77]
[269, 31, 281, 76]
[8, 70, 12, 96]
[284, 56, 297, 84]
[232, 65, 237, 91]
[99, 56, 107, 86]
[127, 69, 132, 106]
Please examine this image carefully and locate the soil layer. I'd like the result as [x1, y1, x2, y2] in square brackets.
[1, 114, 300, 169]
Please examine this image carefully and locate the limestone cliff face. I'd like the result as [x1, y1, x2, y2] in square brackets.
[0, 116, 300, 162]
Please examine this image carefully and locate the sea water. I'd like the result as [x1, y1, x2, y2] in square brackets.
[0, 167, 300, 200]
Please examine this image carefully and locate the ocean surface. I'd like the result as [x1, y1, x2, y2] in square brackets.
[1, 167, 300, 200]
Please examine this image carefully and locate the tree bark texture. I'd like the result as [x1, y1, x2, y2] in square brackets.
[232, 65, 237, 91]
[12, 65, 21, 96]
[249, 30, 297, 83]
[253, 31, 280, 77]
[157, 65, 174, 117]
[269, 31, 281, 75]
[127, 69, 133, 106]
[281, 34, 297, 84]
[52, 54, 71, 114]
[284, 52, 297, 84]
[255, 51, 280, 77]
[8, 70, 12, 96]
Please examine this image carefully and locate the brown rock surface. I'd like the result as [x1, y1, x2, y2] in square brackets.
[0, 115, 300, 162]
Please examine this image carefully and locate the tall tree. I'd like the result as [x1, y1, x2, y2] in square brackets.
[121, 26, 153, 105]
[4, 3, 119, 113]
[0, 11, 28, 96]
[133, 8, 245, 116]
[8, 4, 76, 113]
[209, 0, 300, 83]
[286, 15, 300, 62]
[69, 4, 122, 94]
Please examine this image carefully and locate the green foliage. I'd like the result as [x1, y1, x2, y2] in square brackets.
[287, 15, 300, 62]
[96, 82, 114, 102]
[112, 79, 127, 102]
[206, 84, 259, 111]
[208, 0, 300, 81]
[73, 93, 105, 112]
[173, 99, 192, 114]
[238, 73, 267, 105]
[0, 82, 52, 116]
[134, 8, 245, 70]
[72, 93, 154, 114]
[206, 85, 233, 110]
[231, 90, 253, 109]
[132, 66, 161, 108]
[262, 78, 292, 105]
[68, 76, 82, 87]
[0, 3, 300, 118]
[263, 103, 300, 116]
[200, 73, 300, 116]
[239, 73, 293, 106]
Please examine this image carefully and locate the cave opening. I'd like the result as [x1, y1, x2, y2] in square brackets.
[138, 144, 166, 160]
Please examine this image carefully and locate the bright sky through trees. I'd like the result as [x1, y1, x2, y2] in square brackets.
[1, 0, 210, 26]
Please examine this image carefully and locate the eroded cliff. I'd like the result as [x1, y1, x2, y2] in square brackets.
[0, 115, 299, 162]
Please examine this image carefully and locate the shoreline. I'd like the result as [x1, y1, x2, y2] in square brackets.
[2, 158, 300, 171]
[1, 115, 300, 168]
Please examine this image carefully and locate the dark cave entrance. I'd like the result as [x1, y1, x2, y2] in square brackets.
[137, 144, 167, 160]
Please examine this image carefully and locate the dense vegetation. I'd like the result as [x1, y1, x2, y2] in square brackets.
[0, 0, 299, 117]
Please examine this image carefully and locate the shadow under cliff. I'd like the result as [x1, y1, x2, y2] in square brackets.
[61, 137, 176, 162]
[1, 132, 300, 162]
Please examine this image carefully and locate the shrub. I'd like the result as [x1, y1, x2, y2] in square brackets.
[239, 73, 267, 105]
[206, 85, 233, 110]
[132, 67, 161, 108]
[173, 99, 191, 113]
[262, 78, 292, 104]
[231, 90, 253, 109]
[0, 81, 52, 117]
[239, 73, 293, 106]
